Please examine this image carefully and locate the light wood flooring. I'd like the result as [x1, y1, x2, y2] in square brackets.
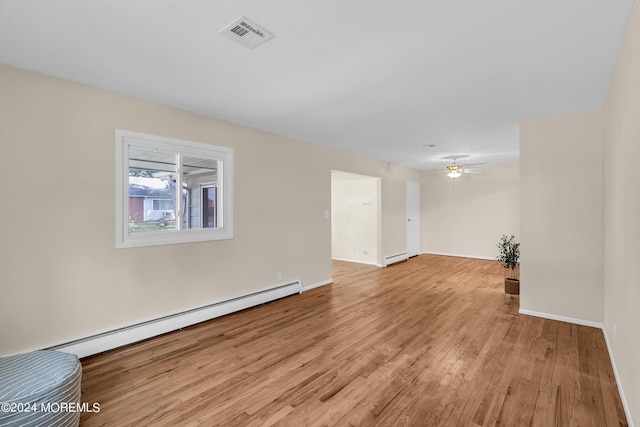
[80, 255, 627, 426]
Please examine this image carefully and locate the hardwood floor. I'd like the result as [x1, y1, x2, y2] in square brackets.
[80, 255, 627, 426]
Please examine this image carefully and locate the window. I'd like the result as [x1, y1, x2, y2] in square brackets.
[116, 130, 233, 248]
[152, 200, 173, 211]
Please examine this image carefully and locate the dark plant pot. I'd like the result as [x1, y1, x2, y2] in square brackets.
[505, 278, 520, 295]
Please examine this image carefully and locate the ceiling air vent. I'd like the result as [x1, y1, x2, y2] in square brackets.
[219, 16, 274, 50]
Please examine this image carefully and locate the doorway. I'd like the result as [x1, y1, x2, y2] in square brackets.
[331, 170, 381, 266]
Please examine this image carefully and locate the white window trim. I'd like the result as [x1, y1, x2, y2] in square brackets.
[115, 129, 233, 248]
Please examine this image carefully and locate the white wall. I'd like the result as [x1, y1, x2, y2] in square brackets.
[421, 163, 519, 259]
[603, 0, 640, 423]
[331, 172, 379, 265]
[0, 64, 422, 356]
[520, 109, 604, 324]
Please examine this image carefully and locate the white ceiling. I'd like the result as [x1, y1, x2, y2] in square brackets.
[0, 0, 633, 170]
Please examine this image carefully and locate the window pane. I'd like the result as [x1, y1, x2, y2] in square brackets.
[128, 148, 177, 233]
[202, 186, 217, 228]
[181, 155, 219, 229]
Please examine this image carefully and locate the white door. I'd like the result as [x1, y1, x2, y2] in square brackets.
[406, 181, 420, 257]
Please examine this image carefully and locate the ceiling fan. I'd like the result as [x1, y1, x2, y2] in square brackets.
[445, 162, 464, 179]
[431, 156, 485, 179]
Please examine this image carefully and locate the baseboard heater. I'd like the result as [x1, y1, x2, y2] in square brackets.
[48, 281, 301, 358]
[383, 252, 408, 267]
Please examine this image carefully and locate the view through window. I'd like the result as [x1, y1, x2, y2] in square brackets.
[116, 130, 233, 248]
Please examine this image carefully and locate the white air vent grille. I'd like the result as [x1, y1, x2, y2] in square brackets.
[219, 16, 274, 49]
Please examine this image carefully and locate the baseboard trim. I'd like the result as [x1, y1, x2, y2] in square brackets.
[48, 281, 302, 359]
[301, 279, 332, 292]
[383, 252, 408, 267]
[331, 257, 378, 266]
[518, 309, 604, 329]
[421, 251, 495, 261]
[519, 308, 633, 426]
[602, 328, 635, 427]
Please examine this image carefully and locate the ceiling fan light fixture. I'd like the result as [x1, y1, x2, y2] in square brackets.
[446, 164, 463, 179]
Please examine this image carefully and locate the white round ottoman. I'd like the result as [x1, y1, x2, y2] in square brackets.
[0, 350, 82, 426]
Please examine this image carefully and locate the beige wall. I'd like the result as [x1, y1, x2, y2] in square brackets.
[520, 109, 604, 323]
[603, 0, 640, 423]
[331, 172, 379, 265]
[518, 4, 640, 420]
[421, 163, 519, 259]
[0, 64, 421, 356]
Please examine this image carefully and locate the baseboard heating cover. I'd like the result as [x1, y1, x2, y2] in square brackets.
[383, 252, 408, 267]
[49, 281, 301, 358]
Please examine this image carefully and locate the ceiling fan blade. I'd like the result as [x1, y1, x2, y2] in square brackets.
[463, 169, 483, 174]
[441, 155, 470, 161]
[459, 162, 486, 167]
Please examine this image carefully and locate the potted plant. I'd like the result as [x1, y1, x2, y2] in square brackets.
[497, 234, 520, 294]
